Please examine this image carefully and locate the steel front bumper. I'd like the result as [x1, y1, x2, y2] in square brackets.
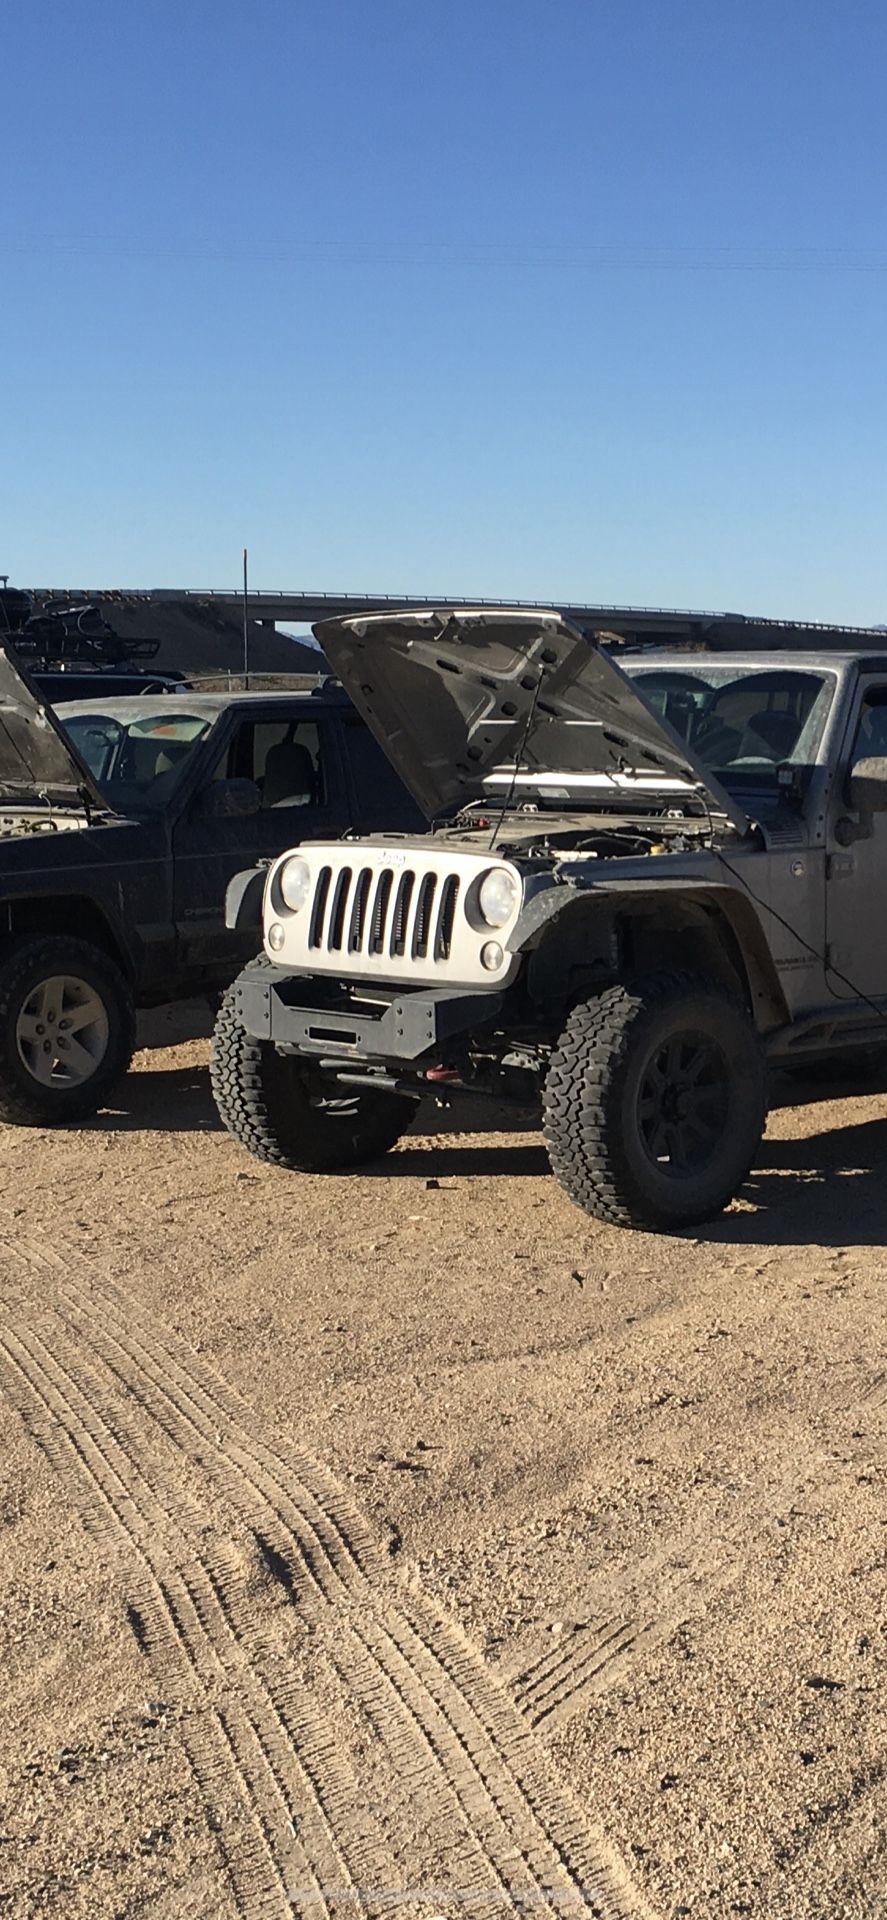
[235, 962, 503, 1063]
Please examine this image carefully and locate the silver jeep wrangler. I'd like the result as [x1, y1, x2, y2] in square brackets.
[212, 608, 887, 1231]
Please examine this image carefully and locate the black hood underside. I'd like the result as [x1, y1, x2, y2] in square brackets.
[314, 607, 749, 833]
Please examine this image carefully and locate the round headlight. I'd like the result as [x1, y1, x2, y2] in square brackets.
[278, 855, 312, 912]
[478, 866, 519, 929]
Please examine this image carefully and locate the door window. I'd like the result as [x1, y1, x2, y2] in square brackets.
[211, 718, 329, 809]
[851, 688, 887, 766]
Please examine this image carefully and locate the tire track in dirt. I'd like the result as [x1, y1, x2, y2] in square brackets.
[0, 1322, 298, 1918]
[49, 1252, 652, 1917]
[0, 1298, 447, 1916]
[0, 1312, 343, 1918]
[36, 1284, 564, 1914]
[0, 1235, 655, 1920]
[512, 1621, 641, 1727]
[500, 1360, 886, 1733]
[861, 1370, 887, 1411]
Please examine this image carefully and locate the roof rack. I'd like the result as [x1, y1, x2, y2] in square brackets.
[2, 585, 163, 670]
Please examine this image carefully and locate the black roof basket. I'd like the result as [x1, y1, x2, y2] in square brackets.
[0, 584, 161, 669]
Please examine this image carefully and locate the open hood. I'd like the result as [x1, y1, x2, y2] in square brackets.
[315, 608, 749, 833]
[0, 646, 107, 806]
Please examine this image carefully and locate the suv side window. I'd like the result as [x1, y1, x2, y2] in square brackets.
[851, 688, 887, 765]
[212, 717, 329, 809]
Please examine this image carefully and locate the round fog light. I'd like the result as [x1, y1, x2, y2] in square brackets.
[268, 922, 285, 952]
[481, 940, 504, 972]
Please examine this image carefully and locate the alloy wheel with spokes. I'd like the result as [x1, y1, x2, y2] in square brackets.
[0, 935, 135, 1125]
[16, 973, 110, 1088]
[637, 1031, 730, 1176]
[543, 971, 767, 1230]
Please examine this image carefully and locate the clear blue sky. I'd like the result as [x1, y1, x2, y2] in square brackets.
[3, 0, 887, 621]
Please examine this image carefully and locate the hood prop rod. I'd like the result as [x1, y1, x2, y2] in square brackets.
[488, 669, 545, 852]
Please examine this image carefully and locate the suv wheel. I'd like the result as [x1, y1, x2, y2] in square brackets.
[0, 936, 136, 1126]
[543, 971, 767, 1231]
[211, 969, 413, 1171]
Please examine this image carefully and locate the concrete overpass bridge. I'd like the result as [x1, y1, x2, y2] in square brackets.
[27, 585, 887, 654]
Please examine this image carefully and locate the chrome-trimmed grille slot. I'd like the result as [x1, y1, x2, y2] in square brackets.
[370, 870, 394, 953]
[435, 876, 460, 959]
[413, 874, 438, 958]
[309, 866, 332, 949]
[328, 868, 352, 951]
[391, 872, 415, 956]
[348, 868, 372, 950]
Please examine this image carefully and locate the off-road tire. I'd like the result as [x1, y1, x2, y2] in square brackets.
[0, 936, 135, 1126]
[543, 971, 767, 1231]
[211, 965, 413, 1171]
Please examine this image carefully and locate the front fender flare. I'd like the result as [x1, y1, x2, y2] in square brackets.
[225, 866, 266, 932]
[509, 873, 789, 1030]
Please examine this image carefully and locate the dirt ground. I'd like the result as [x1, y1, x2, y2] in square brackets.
[0, 1010, 884, 1920]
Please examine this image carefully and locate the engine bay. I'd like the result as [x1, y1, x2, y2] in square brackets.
[436, 805, 718, 862]
[0, 808, 92, 839]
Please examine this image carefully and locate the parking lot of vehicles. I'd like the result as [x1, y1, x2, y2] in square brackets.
[0, 650, 422, 1125]
[215, 605, 887, 1230]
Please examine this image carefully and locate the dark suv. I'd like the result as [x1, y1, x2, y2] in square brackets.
[0, 649, 423, 1125]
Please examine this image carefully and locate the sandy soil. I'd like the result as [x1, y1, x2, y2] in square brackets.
[0, 1017, 884, 1920]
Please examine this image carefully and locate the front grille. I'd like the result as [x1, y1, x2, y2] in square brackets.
[272, 844, 522, 988]
[307, 861, 462, 967]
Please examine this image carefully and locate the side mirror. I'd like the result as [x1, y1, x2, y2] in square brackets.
[193, 777, 261, 820]
[847, 756, 887, 815]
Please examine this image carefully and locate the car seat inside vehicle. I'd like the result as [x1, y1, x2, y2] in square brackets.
[736, 709, 802, 760]
[262, 735, 317, 808]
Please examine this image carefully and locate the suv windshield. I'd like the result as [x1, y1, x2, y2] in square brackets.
[478, 662, 837, 819]
[625, 663, 835, 795]
[60, 710, 212, 811]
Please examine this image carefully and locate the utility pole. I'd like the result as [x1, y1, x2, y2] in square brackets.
[242, 547, 250, 687]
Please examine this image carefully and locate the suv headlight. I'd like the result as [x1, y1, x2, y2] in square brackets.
[278, 855, 312, 912]
[478, 866, 519, 929]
